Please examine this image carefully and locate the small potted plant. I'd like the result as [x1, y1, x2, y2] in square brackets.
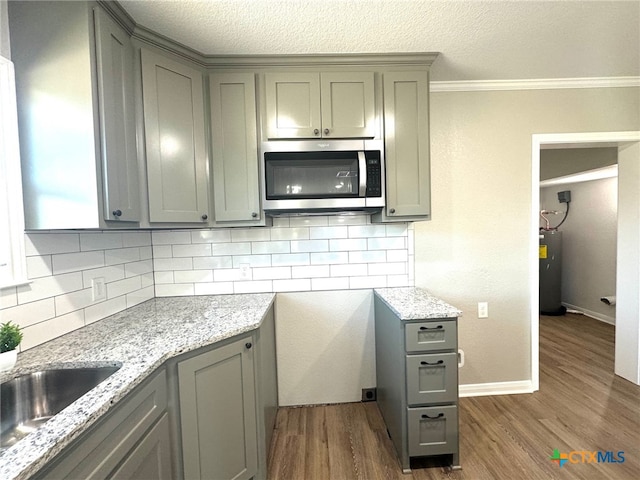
[0, 321, 23, 372]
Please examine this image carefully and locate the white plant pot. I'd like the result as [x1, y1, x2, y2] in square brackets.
[0, 349, 18, 373]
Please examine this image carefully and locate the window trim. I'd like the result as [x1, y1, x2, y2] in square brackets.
[0, 55, 28, 289]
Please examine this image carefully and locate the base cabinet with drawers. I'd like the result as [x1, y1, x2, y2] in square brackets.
[374, 295, 460, 472]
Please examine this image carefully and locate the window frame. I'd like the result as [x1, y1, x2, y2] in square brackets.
[0, 55, 28, 288]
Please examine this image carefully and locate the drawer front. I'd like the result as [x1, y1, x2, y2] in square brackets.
[405, 320, 457, 353]
[407, 405, 458, 457]
[406, 352, 457, 405]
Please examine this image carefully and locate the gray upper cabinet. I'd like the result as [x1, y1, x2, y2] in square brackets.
[94, 8, 139, 223]
[264, 72, 375, 139]
[140, 48, 210, 224]
[210, 72, 262, 224]
[178, 336, 258, 480]
[8, 2, 139, 229]
[374, 71, 431, 222]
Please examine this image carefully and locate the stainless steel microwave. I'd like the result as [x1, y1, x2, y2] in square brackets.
[261, 140, 385, 215]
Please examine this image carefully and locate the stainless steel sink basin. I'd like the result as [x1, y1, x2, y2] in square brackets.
[0, 366, 120, 450]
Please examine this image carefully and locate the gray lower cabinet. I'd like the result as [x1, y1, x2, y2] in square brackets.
[374, 296, 459, 472]
[178, 336, 258, 480]
[33, 369, 170, 479]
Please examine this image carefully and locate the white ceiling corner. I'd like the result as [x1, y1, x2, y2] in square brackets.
[118, 0, 640, 83]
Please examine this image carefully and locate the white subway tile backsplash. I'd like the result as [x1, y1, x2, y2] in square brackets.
[368, 262, 406, 276]
[233, 280, 272, 294]
[213, 268, 242, 282]
[55, 288, 94, 317]
[154, 257, 193, 271]
[193, 256, 233, 270]
[212, 242, 252, 256]
[290, 240, 329, 253]
[270, 227, 310, 241]
[251, 241, 290, 255]
[386, 249, 409, 262]
[291, 265, 330, 278]
[349, 250, 386, 263]
[174, 270, 214, 283]
[309, 226, 348, 239]
[312, 277, 349, 291]
[386, 224, 408, 237]
[310, 251, 349, 265]
[140, 246, 153, 260]
[231, 228, 271, 242]
[348, 225, 386, 238]
[17, 272, 84, 304]
[125, 260, 153, 278]
[172, 243, 212, 257]
[153, 245, 173, 258]
[127, 286, 154, 308]
[154, 271, 174, 284]
[85, 296, 127, 325]
[107, 276, 142, 299]
[367, 237, 405, 250]
[152, 230, 192, 245]
[328, 215, 369, 226]
[271, 253, 310, 267]
[2, 298, 55, 328]
[191, 229, 231, 244]
[52, 251, 105, 275]
[122, 231, 152, 248]
[289, 216, 328, 227]
[25, 233, 79, 256]
[155, 283, 195, 297]
[232, 255, 271, 268]
[194, 282, 234, 295]
[80, 232, 123, 251]
[330, 263, 367, 277]
[329, 238, 367, 252]
[271, 217, 290, 228]
[19, 310, 85, 350]
[253, 266, 291, 281]
[0, 287, 18, 309]
[141, 272, 155, 288]
[273, 278, 311, 292]
[387, 275, 410, 287]
[82, 265, 126, 288]
[349, 275, 387, 289]
[105, 247, 142, 266]
[26, 255, 53, 279]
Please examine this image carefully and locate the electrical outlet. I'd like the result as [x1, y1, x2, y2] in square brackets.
[239, 264, 252, 280]
[478, 302, 488, 318]
[91, 277, 106, 301]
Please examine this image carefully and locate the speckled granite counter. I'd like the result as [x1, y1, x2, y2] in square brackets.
[0, 293, 275, 480]
[374, 287, 462, 320]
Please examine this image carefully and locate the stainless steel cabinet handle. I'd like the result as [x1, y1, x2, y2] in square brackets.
[201, 214, 208, 220]
[112, 209, 122, 217]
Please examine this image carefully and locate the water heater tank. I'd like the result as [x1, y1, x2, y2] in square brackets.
[539, 230, 566, 315]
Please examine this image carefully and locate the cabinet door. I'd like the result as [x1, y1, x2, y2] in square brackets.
[265, 72, 321, 139]
[210, 73, 261, 223]
[321, 72, 375, 138]
[94, 8, 139, 223]
[141, 49, 209, 223]
[109, 414, 172, 480]
[382, 71, 431, 220]
[178, 337, 258, 480]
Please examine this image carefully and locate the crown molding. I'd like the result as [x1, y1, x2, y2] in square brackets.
[431, 76, 640, 92]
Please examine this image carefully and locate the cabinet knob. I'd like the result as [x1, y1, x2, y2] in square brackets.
[112, 209, 122, 217]
[389, 208, 396, 214]
[313, 129, 320, 136]
[245, 342, 252, 349]
[251, 212, 258, 218]
[324, 128, 330, 135]
[201, 214, 208, 221]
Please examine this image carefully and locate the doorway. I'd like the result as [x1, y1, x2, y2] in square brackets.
[531, 132, 640, 390]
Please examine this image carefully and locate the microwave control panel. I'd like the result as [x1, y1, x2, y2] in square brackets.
[366, 153, 382, 197]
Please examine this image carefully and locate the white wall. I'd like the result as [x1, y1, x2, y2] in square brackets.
[416, 86, 640, 389]
[540, 178, 617, 323]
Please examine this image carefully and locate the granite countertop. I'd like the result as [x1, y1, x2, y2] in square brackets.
[374, 287, 462, 320]
[0, 293, 275, 480]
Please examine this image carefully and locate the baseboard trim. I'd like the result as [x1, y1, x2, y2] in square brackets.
[562, 302, 615, 325]
[459, 380, 535, 397]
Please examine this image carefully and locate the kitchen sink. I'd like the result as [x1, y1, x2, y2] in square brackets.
[0, 366, 120, 450]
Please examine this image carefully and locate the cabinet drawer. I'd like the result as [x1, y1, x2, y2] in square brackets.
[407, 405, 458, 457]
[406, 352, 457, 405]
[405, 320, 457, 353]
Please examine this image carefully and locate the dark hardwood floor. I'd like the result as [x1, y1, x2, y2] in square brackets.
[267, 314, 640, 479]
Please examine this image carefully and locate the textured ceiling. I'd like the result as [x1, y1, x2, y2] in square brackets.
[119, 0, 640, 82]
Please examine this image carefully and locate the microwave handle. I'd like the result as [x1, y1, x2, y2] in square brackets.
[358, 151, 367, 196]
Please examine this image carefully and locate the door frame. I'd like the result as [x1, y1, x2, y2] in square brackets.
[530, 131, 640, 390]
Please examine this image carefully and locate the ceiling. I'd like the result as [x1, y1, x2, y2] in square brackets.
[118, 0, 640, 82]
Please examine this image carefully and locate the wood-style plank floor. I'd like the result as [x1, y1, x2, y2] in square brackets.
[267, 314, 640, 479]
